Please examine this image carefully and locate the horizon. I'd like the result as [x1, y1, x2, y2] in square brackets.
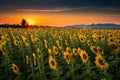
[0, 0, 120, 26]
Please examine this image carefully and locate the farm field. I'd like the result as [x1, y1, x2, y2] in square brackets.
[0, 27, 120, 80]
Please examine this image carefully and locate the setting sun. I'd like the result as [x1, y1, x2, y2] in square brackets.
[27, 19, 35, 25]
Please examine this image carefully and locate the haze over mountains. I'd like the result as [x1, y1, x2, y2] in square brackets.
[65, 23, 120, 29]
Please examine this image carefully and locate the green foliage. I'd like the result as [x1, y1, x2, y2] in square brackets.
[0, 28, 120, 80]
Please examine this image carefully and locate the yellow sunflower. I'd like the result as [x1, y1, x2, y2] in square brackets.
[56, 40, 62, 50]
[63, 51, 70, 64]
[59, 36, 62, 40]
[32, 53, 36, 66]
[90, 46, 99, 55]
[95, 55, 109, 69]
[79, 35, 86, 42]
[72, 48, 78, 56]
[108, 43, 120, 52]
[117, 39, 120, 45]
[53, 46, 58, 55]
[78, 50, 89, 63]
[37, 48, 41, 58]
[26, 55, 29, 64]
[49, 55, 57, 70]
[22, 36, 29, 46]
[44, 40, 48, 48]
[107, 37, 116, 43]
[97, 47, 104, 55]
[87, 40, 91, 46]
[0, 45, 6, 56]
[65, 40, 68, 46]
[77, 47, 82, 54]
[13, 37, 19, 46]
[48, 48, 52, 55]
[11, 63, 19, 74]
[66, 47, 72, 55]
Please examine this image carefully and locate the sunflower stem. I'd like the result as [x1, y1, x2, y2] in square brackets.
[88, 60, 91, 80]
[30, 58, 35, 80]
[104, 69, 107, 80]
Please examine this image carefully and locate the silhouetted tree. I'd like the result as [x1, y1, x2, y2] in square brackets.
[21, 19, 27, 27]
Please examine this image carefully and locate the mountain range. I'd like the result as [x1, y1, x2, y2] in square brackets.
[65, 23, 120, 29]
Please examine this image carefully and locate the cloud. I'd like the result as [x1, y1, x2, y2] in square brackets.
[15, 7, 120, 14]
[16, 8, 74, 12]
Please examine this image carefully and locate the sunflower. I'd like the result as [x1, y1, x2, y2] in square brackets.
[48, 48, 52, 55]
[11, 63, 19, 74]
[35, 37, 40, 44]
[49, 55, 57, 70]
[117, 39, 120, 45]
[59, 36, 62, 40]
[53, 46, 58, 55]
[72, 48, 78, 56]
[108, 43, 120, 52]
[79, 35, 86, 42]
[99, 35, 105, 41]
[90, 46, 99, 55]
[77, 47, 82, 54]
[66, 47, 72, 55]
[26, 55, 29, 64]
[87, 40, 91, 46]
[30, 34, 35, 43]
[92, 34, 98, 42]
[97, 47, 104, 55]
[95, 55, 109, 69]
[0, 45, 6, 56]
[56, 40, 62, 50]
[44, 40, 48, 48]
[22, 36, 29, 46]
[65, 40, 68, 46]
[63, 51, 70, 64]
[32, 53, 36, 66]
[78, 50, 89, 63]
[107, 37, 116, 43]
[37, 48, 41, 58]
[13, 37, 19, 46]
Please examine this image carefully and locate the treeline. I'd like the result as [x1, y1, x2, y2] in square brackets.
[0, 19, 54, 28]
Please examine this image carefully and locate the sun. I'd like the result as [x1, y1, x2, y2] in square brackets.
[27, 19, 35, 25]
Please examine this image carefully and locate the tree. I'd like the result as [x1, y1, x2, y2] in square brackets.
[21, 19, 27, 27]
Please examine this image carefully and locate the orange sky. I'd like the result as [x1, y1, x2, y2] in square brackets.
[0, 12, 120, 26]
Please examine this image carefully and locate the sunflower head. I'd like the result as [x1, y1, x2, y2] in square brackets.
[37, 48, 41, 58]
[44, 40, 48, 48]
[87, 40, 91, 46]
[65, 40, 68, 46]
[63, 51, 70, 64]
[95, 55, 109, 69]
[48, 48, 52, 55]
[66, 47, 72, 55]
[59, 36, 62, 40]
[0, 46, 6, 56]
[26, 55, 29, 64]
[11, 63, 19, 74]
[53, 46, 58, 55]
[22, 36, 29, 46]
[13, 37, 19, 46]
[49, 55, 57, 70]
[72, 48, 78, 56]
[108, 43, 120, 52]
[79, 50, 89, 63]
[97, 47, 104, 55]
[90, 46, 99, 55]
[79, 35, 86, 42]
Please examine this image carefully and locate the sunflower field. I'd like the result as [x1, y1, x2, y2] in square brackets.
[0, 27, 120, 80]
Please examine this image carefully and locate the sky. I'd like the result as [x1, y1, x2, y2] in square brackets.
[0, 0, 120, 26]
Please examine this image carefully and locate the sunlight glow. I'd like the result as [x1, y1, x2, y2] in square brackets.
[27, 19, 35, 25]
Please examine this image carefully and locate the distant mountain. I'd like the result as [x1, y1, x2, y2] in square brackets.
[65, 23, 120, 29]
